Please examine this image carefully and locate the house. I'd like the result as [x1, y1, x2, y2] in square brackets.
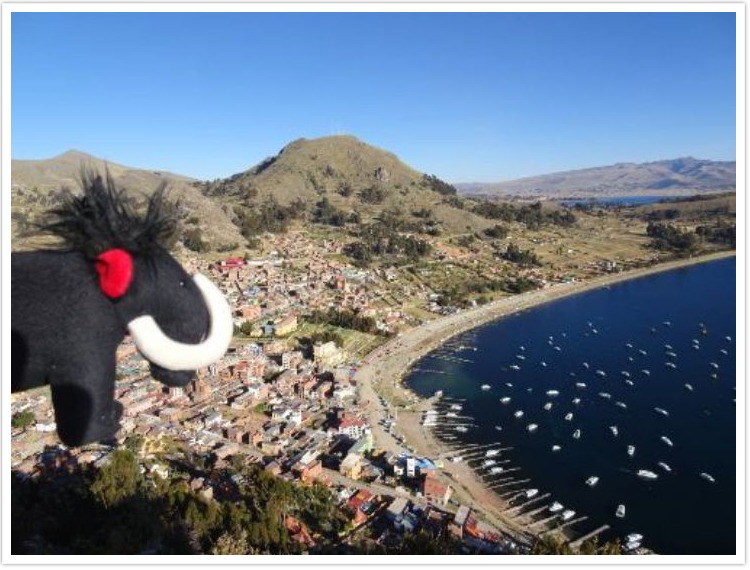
[421, 473, 453, 506]
[386, 496, 409, 521]
[339, 453, 362, 480]
[337, 416, 368, 440]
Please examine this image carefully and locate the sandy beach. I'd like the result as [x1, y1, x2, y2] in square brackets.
[354, 250, 735, 542]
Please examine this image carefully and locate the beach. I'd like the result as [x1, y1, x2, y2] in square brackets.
[354, 250, 736, 542]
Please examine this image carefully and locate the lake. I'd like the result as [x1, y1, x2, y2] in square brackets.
[405, 257, 736, 554]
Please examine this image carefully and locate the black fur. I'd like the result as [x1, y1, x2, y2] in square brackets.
[12, 173, 209, 447]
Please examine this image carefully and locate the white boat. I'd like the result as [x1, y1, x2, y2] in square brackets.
[481, 384, 491, 391]
[510, 365, 521, 371]
[720, 348, 728, 355]
[541, 361, 547, 367]
[700, 472, 716, 483]
[543, 402, 553, 411]
[639, 349, 648, 356]
[434, 390, 444, 398]
[525, 488, 539, 498]
[546, 390, 560, 397]
[561, 509, 576, 521]
[572, 429, 581, 439]
[627, 533, 643, 543]
[572, 398, 581, 405]
[455, 426, 468, 433]
[500, 397, 511, 404]
[586, 476, 599, 487]
[625, 379, 635, 386]
[551, 445, 561, 452]
[554, 346, 561, 352]
[657, 462, 672, 472]
[450, 404, 463, 411]
[624, 540, 642, 552]
[575, 382, 587, 388]
[527, 423, 539, 432]
[610, 425, 619, 437]
[627, 445, 635, 457]
[725, 335, 732, 342]
[451, 456, 463, 463]
[626, 342, 633, 348]
[710, 362, 719, 369]
[482, 459, 497, 468]
[660, 436, 674, 447]
[446, 412, 458, 418]
[615, 401, 627, 409]
[485, 449, 500, 457]
[514, 410, 524, 418]
[616, 504, 626, 518]
[665, 362, 677, 369]
[637, 469, 658, 480]
[621, 371, 631, 378]
[494, 426, 503, 431]
[516, 354, 526, 360]
[564, 413, 573, 421]
[490, 466, 504, 475]
[641, 369, 651, 376]
[505, 382, 513, 387]
[664, 343, 673, 350]
[582, 362, 590, 369]
[665, 351, 677, 358]
[549, 501, 564, 513]
[595, 370, 606, 377]
[598, 392, 612, 399]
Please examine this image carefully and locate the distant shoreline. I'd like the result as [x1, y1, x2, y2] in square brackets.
[354, 249, 735, 542]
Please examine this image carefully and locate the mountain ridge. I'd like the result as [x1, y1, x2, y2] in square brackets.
[456, 157, 736, 198]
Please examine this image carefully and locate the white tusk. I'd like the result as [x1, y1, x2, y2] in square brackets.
[127, 273, 233, 371]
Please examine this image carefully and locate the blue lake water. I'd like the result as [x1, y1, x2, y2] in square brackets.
[561, 195, 684, 207]
[405, 257, 736, 554]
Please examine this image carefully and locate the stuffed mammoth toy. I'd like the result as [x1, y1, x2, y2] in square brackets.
[11, 172, 233, 447]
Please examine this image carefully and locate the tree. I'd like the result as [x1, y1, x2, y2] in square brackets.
[11, 410, 35, 430]
[90, 449, 141, 509]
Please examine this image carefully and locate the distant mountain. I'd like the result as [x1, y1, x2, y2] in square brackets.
[456, 157, 736, 198]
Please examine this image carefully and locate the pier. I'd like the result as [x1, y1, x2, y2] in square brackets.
[567, 525, 611, 550]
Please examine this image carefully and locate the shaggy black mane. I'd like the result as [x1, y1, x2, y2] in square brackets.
[39, 169, 178, 258]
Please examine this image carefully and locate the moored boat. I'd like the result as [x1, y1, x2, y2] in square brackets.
[549, 501, 564, 513]
[627, 445, 635, 457]
[572, 429, 581, 439]
[586, 476, 599, 487]
[637, 469, 658, 480]
[616, 504, 626, 518]
[514, 410, 524, 418]
[700, 472, 716, 483]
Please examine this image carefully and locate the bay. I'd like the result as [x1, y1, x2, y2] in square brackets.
[405, 257, 736, 554]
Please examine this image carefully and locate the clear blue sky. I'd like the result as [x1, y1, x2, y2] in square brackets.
[11, 10, 737, 183]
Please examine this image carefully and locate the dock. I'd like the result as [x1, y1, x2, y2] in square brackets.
[567, 525, 611, 550]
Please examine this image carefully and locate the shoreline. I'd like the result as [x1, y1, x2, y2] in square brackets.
[353, 250, 735, 544]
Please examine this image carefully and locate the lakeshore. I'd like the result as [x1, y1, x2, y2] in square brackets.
[354, 250, 736, 544]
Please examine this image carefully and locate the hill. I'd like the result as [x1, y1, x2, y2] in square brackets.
[197, 135, 490, 234]
[457, 157, 736, 199]
[11, 151, 245, 251]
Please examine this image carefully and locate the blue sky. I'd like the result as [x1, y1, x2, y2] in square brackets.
[10, 10, 737, 183]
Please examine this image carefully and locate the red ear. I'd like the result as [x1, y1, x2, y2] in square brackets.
[95, 249, 134, 299]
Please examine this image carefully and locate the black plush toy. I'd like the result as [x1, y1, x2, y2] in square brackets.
[11, 172, 233, 447]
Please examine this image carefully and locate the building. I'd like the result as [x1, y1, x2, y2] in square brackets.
[274, 314, 298, 337]
[421, 473, 453, 506]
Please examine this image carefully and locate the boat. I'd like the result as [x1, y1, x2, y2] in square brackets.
[624, 540, 642, 552]
[621, 371, 631, 378]
[546, 390, 560, 397]
[615, 401, 627, 409]
[451, 456, 463, 463]
[627, 445, 635, 457]
[625, 379, 634, 386]
[549, 501, 564, 513]
[595, 370, 606, 377]
[720, 348, 728, 355]
[564, 413, 573, 421]
[586, 476, 599, 487]
[637, 469, 658, 480]
[516, 354, 526, 360]
[665, 362, 677, 369]
[664, 344, 673, 350]
[582, 362, 590, 369]
[684, 383, 694, 391]
[485, 449, 500, 457]
[551, 445, 561, 452]
[657, 462, 672, 472]
[554, 346, 561, 352]
[543, 402, 553, 411]
[572, 429, 581, 440]
[541, 361, 547, 367]
[514, 410, 524, 418]
[505, 382, 513, 387]
[446, 412, 458, 418]
[638, 349, 648, 356]
[455, 426, 468, 433]
[575, 382, 587, 388]
[626, 343, 633, 348]
[482, 459, 497, 468]
[481, 384, 491, 391]
[494, 426, 503, 431]
[434, 390, 444, 398]
[616, 504, 626, 518]
[450, 404, 463, 411]
[525, 488, 539, 498]
[572, 398, 581, 405]
[662, 320, 671, 326]
[598, 392, 612, 399]
[700, 472, 716, 483]
[509, 365, 521, 371]
[710, 362, 719, 369]
[610, 425, 619, 437]
[490, 466, 504, 475]
[500, 397, 511, 404]
[561, 509, 576, 521]
[660, 436, 674, 447]
[627, 533, 643, 543]
[527, 423, 539, 432]
[725, 335, 732, 342]
[641, 369, 651, 376]
[665, 351, 677, 358]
